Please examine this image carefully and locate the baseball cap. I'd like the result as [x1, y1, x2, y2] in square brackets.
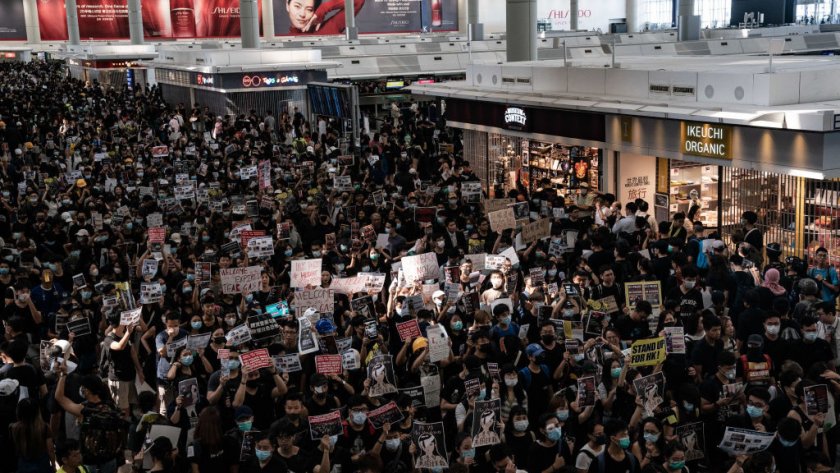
[432, 290, 445, 300]
[234, 405, 254, 420]
[525, 343, 545, 358]
[315, 318, 337, 334]
[75, 229, 89, 237]
[76, 179, 86, 188]
[747, 334, 764, 348]
[412, 337, 428, 352]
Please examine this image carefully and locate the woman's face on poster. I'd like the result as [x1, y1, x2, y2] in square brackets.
[287, 0, 316, 30]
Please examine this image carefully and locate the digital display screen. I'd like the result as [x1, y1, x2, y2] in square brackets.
[308, 85, 351, 119]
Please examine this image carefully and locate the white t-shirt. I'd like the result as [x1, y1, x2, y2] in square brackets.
[575, 443, 605, 470]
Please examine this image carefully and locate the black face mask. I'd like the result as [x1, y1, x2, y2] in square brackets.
[213, 337, 226, 345]
[246, 379, 260, 388]
[541, 335, 555, 344]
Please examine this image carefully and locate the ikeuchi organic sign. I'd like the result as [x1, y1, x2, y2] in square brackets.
[680, 122, 732, 160]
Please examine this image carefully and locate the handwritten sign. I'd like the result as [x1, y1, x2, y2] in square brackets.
[291, 259, 322, 288]
[484, 198, 515, 214]
[220, 266, 262, 294]
[292, 288, 334, 314]
[401, 253, 440, 283]
[487, 208, 516, 232]
[520, 218, 551, 244]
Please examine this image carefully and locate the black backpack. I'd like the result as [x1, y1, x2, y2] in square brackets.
[98, 336, 114, 379]
[79, 402, 129, 464]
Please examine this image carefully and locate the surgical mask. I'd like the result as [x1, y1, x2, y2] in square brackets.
[385, 439, 401, 451]
[644, 432, 660, 443]
[0, 268, 8, 275]
[595, 434, 607, 445]
[746, 405, 764, 418]
[683, 402, 695, 412]
[81, 290, 92, 300]
[213, 336, 226, 345]
[514, 420, 529, 432]
[573, 354, 584, 362]
[541, 334, 554, 344]
[504, 377, 518, 387]
[361, 266, 371, 272]
[312, 251, 322, 258]
[434, 298, 444, 307]
[314, 385, 327, 394]
[766, 324, 780, 335]
[202, 235, 210, 242]
[669, 460, 686, 470]
[725, 369, 736, 380]
[779, 437, 797, 447]
[461, 448, 475, 459]
[183, 286, 193, 294]
[478, 388, 486, 400]
[160, 284, 167, 292]
[451, 321, 463, 331]
[683, 280, 696, 289]
[398, 306, 409, 317]
[227, 359, 240, 370]
[181, 355, 194, 366]
[611, 367, 622, 378]
[254, 449, 271, 462]
[448, 199, 458, 205]
[351, 411, 367, 425]
[237, 421, 252, 431]
[191, 321, 202, 330]
[556, 410, 569, 421]
[618, 437, 631, 449]
[89, 268, 99, 277]
[546, 427, 562, 441]
[563, 309, 575, 318]
[491, 279, 503, 289]
[225, 317, 237, 326]
[186, 274, 195, 282]
[329, 435, 338, 447]
[370, 253, 379, 260]
[284, 249, 293, 257]
[548, 269, 557, 277]
[500, 316, 511, 326]
[804, 332, 818, 342]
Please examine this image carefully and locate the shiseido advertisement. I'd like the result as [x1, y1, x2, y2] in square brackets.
[273, 0, 458, 36]
[0, 0, 26, 40]
[38, 0, 262, 40]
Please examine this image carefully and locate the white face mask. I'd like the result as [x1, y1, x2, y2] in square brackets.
[684, 280, 696, 289]
[491, 279, 503, 289]
[504, 377, 518, 387]
[766, 324, 780, 335]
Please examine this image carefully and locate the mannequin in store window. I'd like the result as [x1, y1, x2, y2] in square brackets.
[741, 211, 764, 267]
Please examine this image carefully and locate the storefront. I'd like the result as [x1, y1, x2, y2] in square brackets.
[66, 58, 149, 90]
[446, 98, 607, 201]
[609, 115, 840, 261]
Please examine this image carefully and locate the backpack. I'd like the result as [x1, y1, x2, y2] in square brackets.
[595, 450, 638, 473]
[518, 364, 549, 389]
[696, 248, 709, 270]
[79, 402, 129, 464]
[98, 336, 113, 379]
[0, 378, 21, 424]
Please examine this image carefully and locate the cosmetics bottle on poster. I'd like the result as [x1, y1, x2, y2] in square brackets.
[170, 0, 197, 37]
[431, 0, 442, 27]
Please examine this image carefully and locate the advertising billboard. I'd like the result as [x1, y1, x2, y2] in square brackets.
[0, 0, 26, 40]
[37, 0, 263, 41]
[273, 0, 458, 36]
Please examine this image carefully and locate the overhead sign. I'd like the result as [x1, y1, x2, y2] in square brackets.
[503, 106, 528, 131]
[0, 0, 26, 41]
[680, 121, 732, 160]
[242, 73, 300, 88]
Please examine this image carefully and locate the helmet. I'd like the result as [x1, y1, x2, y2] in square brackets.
[766, 243, 782, 257]
[798, 278, 819, 297]
[315, 318, 337, 335]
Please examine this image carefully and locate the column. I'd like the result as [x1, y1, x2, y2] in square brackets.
[344, 0, 358, 40]
[240, 0, 260, 49]
[678, 0, 699, 41]
[22, 0, 40, 43]
[262, 0, 274, 40]
[625, 0, 639, 33]
[570, 0, 579, 30]
[467, 0, 483, 40]
[65, 0, 81, 45]
[506, 0, 537, 62]
[127, 0, 144, 44]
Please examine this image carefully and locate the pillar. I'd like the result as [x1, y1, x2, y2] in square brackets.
[262, 0, 274, 40]
[239, 0, 260, 49]
[570, 0, 579, 30]
[344, 0, 358, 40]
[22, 0, 40, 43]
[625, 0, 639, 33]
[467, 0, 483, 40]
[127, 0, 143, 44]
[65, 0, 80, 45]
[677, 0, 700, 41]
[506, 0, 537, 62]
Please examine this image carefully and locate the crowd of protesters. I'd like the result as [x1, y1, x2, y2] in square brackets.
[0, 59, 838, 473]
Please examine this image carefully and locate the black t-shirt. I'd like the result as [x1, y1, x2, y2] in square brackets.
[690, 338, 723, 379]
[338, 420, 378, 456]
[188, 441, 231, 473]
[105, 333, 136, 382]
[666, 287, 704, 320]
[790, 339, 833, 369]
[528, 441, 562, 473]
[614, 315, 651, 341]
[588, 451, 635, 473]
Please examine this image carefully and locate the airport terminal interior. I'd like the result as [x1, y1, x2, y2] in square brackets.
[3, 0, 840, 472]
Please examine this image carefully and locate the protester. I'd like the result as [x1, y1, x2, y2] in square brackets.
[0, 59, 837, 473]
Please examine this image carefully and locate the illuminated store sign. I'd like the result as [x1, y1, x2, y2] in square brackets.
[196, 74, 214, 86]
[681, 122, 732, 160]
[241, 74, 299, 88]
[503, 106, 528, 131]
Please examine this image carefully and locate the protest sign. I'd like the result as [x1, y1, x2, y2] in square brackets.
[165, 337, 188, 358]
[240, 230, 266, 248]
[804, 384, 830, 415]
[151, 145, 169, 157]
[297, 317, 319, 355]
[291, 259, 322, 288]
[342, 350, 360, 370]
[225, 324, 252, 347]
[630, 337, 667, 367]
[309, 411, 343, 440]
[717, 427, 775, 455]
[315, 354, 343, 375]
[421, 371, 441, 407]
[584, 311, 606, 337]
[577, 376, 597, 407]
[142, 259, 159, 279]
[625, 281, 663, 309]
[329, 276, 367, 295]
[368, 401, 404, 429]
[148, 227, 166, 244]
[367, 355, 398, 397]
[195, 262, 212, 289]
[247, 236, 274, 257]
[240, 349, 272, 371]
[188, 333, 211, 351]
[273, 354, 302, 373]
[401, 253, 440, 284]
[120, 308, 142, 326]
[363, 273, 387, 293]
[634, 372, 667, 418]
[178, 378, 199, 408]
[664, 327, 686, 354]
[677, 422, 706, 461]
[411, 422, 448, 470]
[247, 314, 279, 342]
[292, 288, 334, 314]
[520, 218, 552, 244]
[487, 208, 516, 232]
[396, 319, 422, 342]
[484, 198, 515, 214]
[399, 386, 425, 409]
[220, 241, 242, 259]
[485, 255, 506, 271]
[426, 325, 449, 363]
[472, 398, 502, 447]
[67, 318, 91, 337]
[220, 266, 262, 295]
[72, 273, 86, 288]
[464, 253, 486, 271]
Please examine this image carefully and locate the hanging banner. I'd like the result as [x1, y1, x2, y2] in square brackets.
[272, 0, 458, 37]
[0, 0, 26, 40]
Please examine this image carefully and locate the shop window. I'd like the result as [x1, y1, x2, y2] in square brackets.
[525, 143, 601, 196]
[802, 179, 840, 264]
[487, 133, 526, 198]
[669, 162, 720, 230]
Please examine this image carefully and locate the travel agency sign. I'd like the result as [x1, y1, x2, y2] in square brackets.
[680, 121, 732, 160]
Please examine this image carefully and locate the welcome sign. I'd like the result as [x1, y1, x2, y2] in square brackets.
[680, 122, 732, 160]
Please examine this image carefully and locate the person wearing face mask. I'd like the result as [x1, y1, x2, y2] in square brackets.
[102, 314, 141, 419]
[738, 335, 774, 390]
[305, 373, 342, 417]
[576, 422, 606, 473]
[699, 351, 740, 464]
[658, 441, 692, 473]
[241, 435, 288, 473]
[588, 419, 638, 473]
[232, 363, 287, 431]
[528, 414, 573, 473]
[789, 316, 834, 371]
[727, 387, 774, 434]
[690, 314, 724, 382]
[769, 418, 805, 473]
[481, 270, 507, 306]
[337, 396, 377, 457]
[490, 304, 519, 344]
